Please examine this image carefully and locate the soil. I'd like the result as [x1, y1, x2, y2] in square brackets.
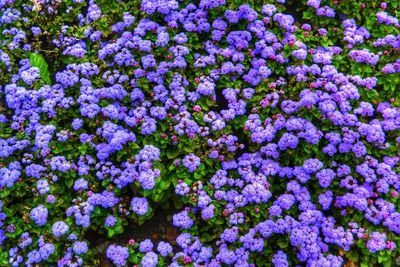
[85, 208, 180, 266]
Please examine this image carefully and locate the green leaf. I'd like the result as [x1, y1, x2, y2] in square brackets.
[167, 149, 179, 159]
[152, 190, 164, 202]
[78, 144, 88, 155]
[29, 53, 52, 85]
[107, 229, 115, 237]
[143, 189, 152, 197]
[382, 260, 393, 267]
[278, 238, 289, 249]
[128, 254, 138, 263]
[158, 180, 168, 190]
[65, 177, 74, 188]
[60, 55, 76, 65]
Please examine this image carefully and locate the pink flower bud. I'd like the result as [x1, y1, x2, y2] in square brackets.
[193, 105, 201, 112]
[222, 209, 229, 217]
[183, 256, 192, 264]
[386, 241, 396, 250]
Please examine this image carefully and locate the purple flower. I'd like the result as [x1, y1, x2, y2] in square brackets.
[318, 191, 333, 210]
[316, 168, 336, 188]
[366, 232, 386, 253]
[175, 182, 190, 195]
[52, 221, 69, 237]
[31, 26, 42, 36]
[73, 241, 88, 255]
[30, 205, 48, 226]
[139, 239, 153, 253]
[130, 197, 149, 216]
[182, 153, 201, 173]
[105, 215, 117, 227]
[275, 194, 296, 210]
[157, 241, 173, 257]
[46, 195, 56, 204]
[21, 67, 40, 85]
[303, 158, 323, 174]
[73, 178, 88, 191]
[71, 118, 83, 130]
[40, 243, 55, 260]
[36, 179, 50, 194]
[141, 252, 158, 267]
[221, 227, 239, 243]
[272, 250, 289, 267]
[261, 4, 277, 16]
[173, 210, 194, 229]
[106, 245, 129, 267]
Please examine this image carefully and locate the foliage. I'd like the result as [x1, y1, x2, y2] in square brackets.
[0, 0, 400, 266]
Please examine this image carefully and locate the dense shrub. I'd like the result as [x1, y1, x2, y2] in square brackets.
[1, 0, 400, 266]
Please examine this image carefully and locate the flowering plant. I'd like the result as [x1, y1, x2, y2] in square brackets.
[1, 0, 400, 266]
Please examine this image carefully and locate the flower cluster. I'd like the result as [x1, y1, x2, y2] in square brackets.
[1, 0, 400, 266]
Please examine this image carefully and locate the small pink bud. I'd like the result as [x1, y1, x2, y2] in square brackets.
[222, 209, 229, 217]
[183, 256, 192, 264]
[193, 105, 201, 112]
[386, 241, 396, 250]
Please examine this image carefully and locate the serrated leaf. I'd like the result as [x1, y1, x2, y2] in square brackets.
[65, 177, 74, 188]
[382, 260, 393, 267]
[167, 149, 179, 159]
[29, 53, 52, 85]
[107, 229, 115, 237]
